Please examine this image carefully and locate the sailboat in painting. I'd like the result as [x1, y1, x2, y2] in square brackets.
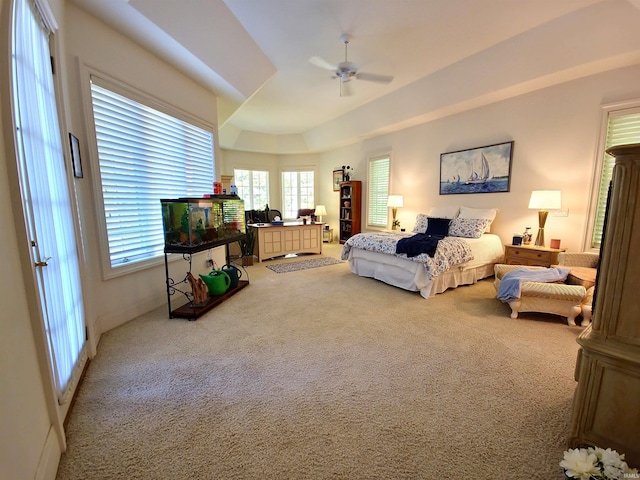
[466, 153, 490, 184]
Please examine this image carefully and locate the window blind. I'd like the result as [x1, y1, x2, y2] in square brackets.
[368, 155, 390, 227]
[90, 78, 214, 268]
[591, 110, 640, 248]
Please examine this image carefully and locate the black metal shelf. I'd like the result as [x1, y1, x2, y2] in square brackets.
[163, 239, 248, 320]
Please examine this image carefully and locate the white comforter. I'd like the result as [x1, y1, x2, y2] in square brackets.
[341, 231, 474, 281]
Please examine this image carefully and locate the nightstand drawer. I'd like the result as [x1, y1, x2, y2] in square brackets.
[508, 247, 553, 262]
[503, 244, 565, 267]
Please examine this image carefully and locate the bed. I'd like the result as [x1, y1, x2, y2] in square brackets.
[340, 206, 505, 298]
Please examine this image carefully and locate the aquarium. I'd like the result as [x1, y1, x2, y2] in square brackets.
[161, 196, 246, 252]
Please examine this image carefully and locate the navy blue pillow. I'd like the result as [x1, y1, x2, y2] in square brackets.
[425, 217, 451, 237]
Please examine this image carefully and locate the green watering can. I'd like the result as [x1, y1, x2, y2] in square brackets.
[199, 270, 231, 296]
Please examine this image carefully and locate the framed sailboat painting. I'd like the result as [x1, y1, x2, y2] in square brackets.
[439, 141, 514, 195]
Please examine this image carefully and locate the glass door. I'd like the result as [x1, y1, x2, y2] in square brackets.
[11, 0, 86, 405]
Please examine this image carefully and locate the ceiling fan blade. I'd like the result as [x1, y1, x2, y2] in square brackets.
[309, 56, 337, 71]
[355, 72, 394, 83]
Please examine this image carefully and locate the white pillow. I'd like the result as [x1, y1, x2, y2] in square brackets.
[458, 207, 497, 232]
[427, 206, 460, 219]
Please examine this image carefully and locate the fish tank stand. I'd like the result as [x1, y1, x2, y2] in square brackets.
[164, 237, 249, 320]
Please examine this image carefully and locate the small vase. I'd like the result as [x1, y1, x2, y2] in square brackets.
[344, 201, 351, 208]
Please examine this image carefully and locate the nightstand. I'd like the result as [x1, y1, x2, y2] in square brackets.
[503, 244, 566, 267]
[323, 228, 334, 243]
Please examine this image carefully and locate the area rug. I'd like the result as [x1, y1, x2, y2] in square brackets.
[266, 256, 343, 273]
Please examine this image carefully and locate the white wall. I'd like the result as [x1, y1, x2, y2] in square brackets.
[225, 65, 640, 253]
[314, 65, 640, 253]
[64, 4, 225, 336]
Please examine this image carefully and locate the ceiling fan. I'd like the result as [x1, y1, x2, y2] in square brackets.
[309, 34, 394, 97]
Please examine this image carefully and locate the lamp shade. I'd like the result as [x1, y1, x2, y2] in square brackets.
[528, 190, 561, 210]
[314, 204, 327, 216]
[387, 195, 404, 208]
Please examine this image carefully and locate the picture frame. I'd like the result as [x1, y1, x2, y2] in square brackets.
[69, 133, 83, 178]
[332, 169, 344, 191]
[439, 140, 513, 195]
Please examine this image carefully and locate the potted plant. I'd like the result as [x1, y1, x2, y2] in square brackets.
[560, 447, 638, 479]
[238, 226, 255, 266]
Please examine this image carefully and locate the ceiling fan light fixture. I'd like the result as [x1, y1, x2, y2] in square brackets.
[309, 33, 394, 96]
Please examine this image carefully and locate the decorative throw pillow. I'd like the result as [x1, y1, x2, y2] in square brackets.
[449, 218, 491, 238]
[425, 217, 451, 237]
[458, 206, 498, 232]
[427, 206, 460, 219]
[412, 213, 429, 233]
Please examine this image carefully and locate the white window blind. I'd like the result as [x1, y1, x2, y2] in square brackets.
[368, 155, 390, 227]
[234, 168, 269, 210]
[90, 78, 214, 269]
[282, 170, 314, 219]
[591, 109, 640, 248]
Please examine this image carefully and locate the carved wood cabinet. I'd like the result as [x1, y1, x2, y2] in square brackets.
[568, 144, 640, 466]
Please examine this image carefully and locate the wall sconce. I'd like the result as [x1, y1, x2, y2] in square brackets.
[528, 190, 561, 246]
[314, 204, 327, 223]
[387, 195, 404, 230]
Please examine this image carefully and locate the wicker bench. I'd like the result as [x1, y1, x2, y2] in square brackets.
[493, 252, 597, 327]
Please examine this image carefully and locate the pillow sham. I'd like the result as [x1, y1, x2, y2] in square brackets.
[448, 218, 491, 239]
[458, 206, 497, 232]
[428, 206, 460, 219]
[412, 213, 429, 233]
[425, 217, 451, 237]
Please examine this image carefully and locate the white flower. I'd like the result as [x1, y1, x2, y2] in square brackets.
[561, 447, 639, 480]
[561, 448, 600, 479]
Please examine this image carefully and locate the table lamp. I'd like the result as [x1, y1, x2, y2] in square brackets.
[314, 204, 327, 223]
[528, 190, 561, 246]
[387, 195, 404, 230]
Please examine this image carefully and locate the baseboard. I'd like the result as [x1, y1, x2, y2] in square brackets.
[35, 425, 62, 480]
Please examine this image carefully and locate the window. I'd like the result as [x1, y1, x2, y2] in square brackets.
[234, 169, 269, 210]
[89, 76, 215, 273]
[368, 155, 391, 228]
[281, 170, 314, 219]
[589, 106, 640, 249]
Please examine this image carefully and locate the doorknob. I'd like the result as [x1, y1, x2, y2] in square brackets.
[34, 256, 52, 267]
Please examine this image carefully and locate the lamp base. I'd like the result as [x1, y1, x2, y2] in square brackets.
[391, 207, 398, 230]
[535, 210, 549, 246]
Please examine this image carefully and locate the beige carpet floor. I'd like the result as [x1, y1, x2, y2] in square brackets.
[56, 243, 582, 479]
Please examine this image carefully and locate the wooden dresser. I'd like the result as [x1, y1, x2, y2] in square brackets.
[503, 244, 565, 267]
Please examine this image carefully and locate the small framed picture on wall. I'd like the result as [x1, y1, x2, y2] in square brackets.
[69, 133, 83, 178]
[332, 169, 344, 191]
